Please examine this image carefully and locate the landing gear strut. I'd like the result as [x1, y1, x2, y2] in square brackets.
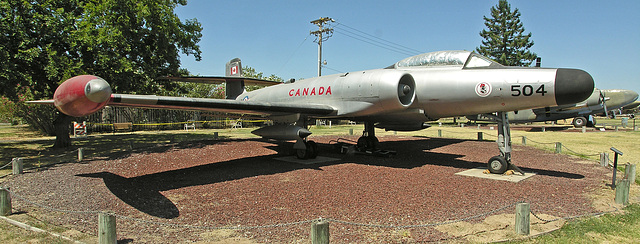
[292, 117, 318, 160]
[357, 122, 379, 151]
[487, 112, 525, 175]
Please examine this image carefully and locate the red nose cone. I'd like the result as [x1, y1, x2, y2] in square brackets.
[54, 75, 112, 117]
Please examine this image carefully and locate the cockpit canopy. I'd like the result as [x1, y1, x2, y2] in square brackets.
[392, 50, 503, 69]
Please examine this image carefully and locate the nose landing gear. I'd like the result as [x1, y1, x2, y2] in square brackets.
[486, 112, 525, 175]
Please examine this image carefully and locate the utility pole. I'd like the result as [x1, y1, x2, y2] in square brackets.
[310, 17, 334, 77]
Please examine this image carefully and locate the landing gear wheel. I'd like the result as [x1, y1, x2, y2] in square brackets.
[295, 141, 318, 159]
[488, 156, 508, 174]
[572, 117, 587, 128]
[357, 136, 378, 151]
[295, 148, 308, 159]
[306, 141, 318, 159]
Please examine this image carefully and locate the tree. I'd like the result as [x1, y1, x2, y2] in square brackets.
[242, 66, 284, 92]
[0, 0, 202, 147]
[476, 0, 536, 66]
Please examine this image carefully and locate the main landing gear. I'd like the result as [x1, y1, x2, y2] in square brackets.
[357, 122, 379, 151]
[294, 139, 318, 159]
[486, 112, 525, 175]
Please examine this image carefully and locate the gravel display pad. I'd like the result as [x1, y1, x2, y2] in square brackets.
[2, 135, 611, 243]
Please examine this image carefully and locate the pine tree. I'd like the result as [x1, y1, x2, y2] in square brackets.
[476, 0, 537, 66]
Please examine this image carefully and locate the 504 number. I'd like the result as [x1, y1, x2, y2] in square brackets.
[511, 84, 547, 96]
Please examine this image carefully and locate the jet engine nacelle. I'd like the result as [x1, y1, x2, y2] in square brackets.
[53, 75, 112, 117]
[251, 125, 312, 140]
[326, 70, 416, 117]
[367, 70, 416, 111]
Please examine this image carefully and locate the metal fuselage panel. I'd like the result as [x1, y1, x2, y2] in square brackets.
[409, 67, 558, 119]
[240, 66, 561, 124]
[240, 69, 410, 117]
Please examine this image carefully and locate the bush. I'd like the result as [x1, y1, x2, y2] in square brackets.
[1, 86, 57, 135]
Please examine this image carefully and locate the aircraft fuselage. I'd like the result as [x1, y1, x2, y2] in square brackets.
[240, 65, 591, 128]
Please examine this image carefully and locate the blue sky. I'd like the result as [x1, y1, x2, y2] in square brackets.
[175, 0, 639, 94]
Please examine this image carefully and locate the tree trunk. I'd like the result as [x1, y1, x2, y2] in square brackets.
[53, 112, 72, 148]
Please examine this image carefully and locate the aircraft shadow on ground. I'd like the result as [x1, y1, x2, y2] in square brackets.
[82, 134, 243, 161]
[76, 137, 584, 219]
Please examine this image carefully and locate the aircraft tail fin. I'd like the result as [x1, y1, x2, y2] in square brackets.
[225, 58, 244, 99]
[226, 58, 242, 77]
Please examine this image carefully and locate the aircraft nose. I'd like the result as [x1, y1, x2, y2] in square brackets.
[554, 68, 594, 105]
[85, 78, 112, 103]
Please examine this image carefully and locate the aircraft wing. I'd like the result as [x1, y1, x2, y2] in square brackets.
[109, 94, 336, 116]
[157, 76, 282, 86]
[25, 99, 55, 105]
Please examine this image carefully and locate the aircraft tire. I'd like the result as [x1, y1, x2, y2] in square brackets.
[296, 141, 318, 159]
[296, 148, 308, 159]
[572, 117, 587, 128]
[307, 141, 318, 159]
[488, 156, 508, 174]
[357, 137, 379, 150]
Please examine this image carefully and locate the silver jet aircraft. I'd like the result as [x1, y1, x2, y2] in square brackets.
[469, 89, 638, 127]
[32, 50, 594, 174]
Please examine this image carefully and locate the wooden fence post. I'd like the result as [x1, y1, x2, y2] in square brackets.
[600, 152, 610, 167]
[625, 163, 636, 184]
[438, 129, 442, 137]
[310, 220, 329, 244]
[0, 188, 11, 216]
[521, 136, 527, 146]
[555, 142, 562, 154]
[477, 132, 483, 141]
[99, 212, 116, 244]
[12, 158, 23, 175]
[78, 148, 84, 162]
[615, 179, 630, 205]
[515, 203, 530, 235]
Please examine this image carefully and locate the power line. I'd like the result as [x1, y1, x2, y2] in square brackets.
[332, 21, 423, 56]
[276, 36, 309, 75]
[333, 27, 418, 57]
[321, 65, 344, 74]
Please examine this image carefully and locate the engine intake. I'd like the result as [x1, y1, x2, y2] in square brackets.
[397, 74, 416, 106]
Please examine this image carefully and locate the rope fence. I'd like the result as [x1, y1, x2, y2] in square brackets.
[432, 128, 606, 159]
[0, 187, 623, 238]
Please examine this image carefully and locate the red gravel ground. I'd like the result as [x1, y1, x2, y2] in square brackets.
[1, 135, 611, 243]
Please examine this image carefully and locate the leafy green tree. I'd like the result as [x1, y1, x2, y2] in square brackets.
[242, 67, 284, 82]
[0, 0, 202, 147]
[242, 66, 283, 92]
[476, 0, 536, 66]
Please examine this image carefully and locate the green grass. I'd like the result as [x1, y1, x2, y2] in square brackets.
[512, 204, 640, 243]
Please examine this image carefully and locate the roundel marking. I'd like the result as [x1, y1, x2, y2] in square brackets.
[475, 82, 492, 97]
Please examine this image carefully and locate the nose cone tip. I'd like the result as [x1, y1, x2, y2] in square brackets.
[554, 68, 595, 105]
[298, 128, 312, 138]
[85, 78, 112, 103]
